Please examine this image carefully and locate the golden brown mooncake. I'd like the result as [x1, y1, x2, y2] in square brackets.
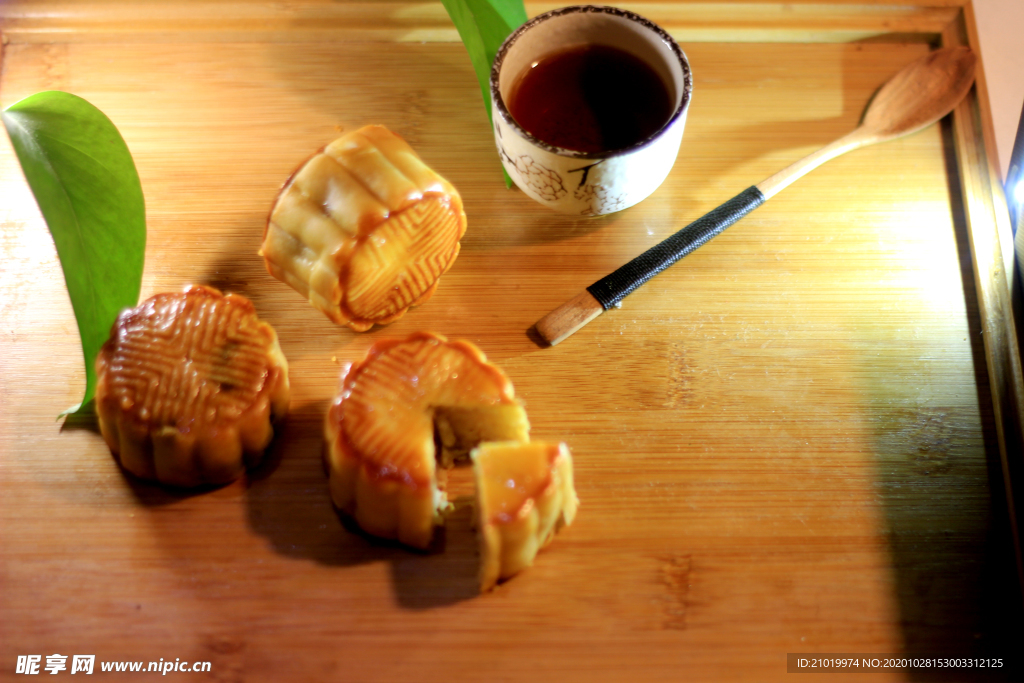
[260, 125, 467, 331]
[324, 332, 530, 549]
[95, 285, 290, 487]
[473, 441, 578, 591]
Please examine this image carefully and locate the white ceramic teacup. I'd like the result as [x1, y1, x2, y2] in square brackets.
[490, 5, 692, 216]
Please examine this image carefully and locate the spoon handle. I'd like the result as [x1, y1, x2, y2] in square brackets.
[582, 128, 868, 313]
[587, 186, 766, 309]
[534, 186, 765, 346]
[534, 130, 869, 347]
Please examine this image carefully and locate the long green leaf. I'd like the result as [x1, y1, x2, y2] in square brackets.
[441, 0, 527, 121]
[441, 0, 526, 185]
[2, 91, 146, 416]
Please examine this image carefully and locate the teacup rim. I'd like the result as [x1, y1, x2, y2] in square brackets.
[490, 4, 692, 160]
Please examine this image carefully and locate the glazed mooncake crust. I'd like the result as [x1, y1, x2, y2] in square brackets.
[324, 332, 530, 549]
[473, 441, 578, 591]
[260, 125, 467, 331]
[95, 285, 290, 487]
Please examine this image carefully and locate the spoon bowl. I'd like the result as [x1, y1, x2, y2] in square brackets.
[862, 46, 977, 142]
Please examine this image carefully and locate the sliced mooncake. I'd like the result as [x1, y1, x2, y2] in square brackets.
[324, 332, 530, 549]
[472, 441, 578, 591]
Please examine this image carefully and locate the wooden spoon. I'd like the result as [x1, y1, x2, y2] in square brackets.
[534, 46, 978, 346]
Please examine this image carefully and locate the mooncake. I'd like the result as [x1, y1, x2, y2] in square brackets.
[472, 441, 578, 591]
[261, 125, 466, 331]
[324, 332, 530, 549]
[95, 285, 290, 487]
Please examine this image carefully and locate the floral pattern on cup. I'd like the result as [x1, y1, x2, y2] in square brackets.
[575, 183, 628, 216]
[513, 155, 567, 202]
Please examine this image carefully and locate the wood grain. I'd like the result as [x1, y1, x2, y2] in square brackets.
[942, 12, 1024, 590]
[1, 2, 1023, 681]
[0, 1, 959, 44]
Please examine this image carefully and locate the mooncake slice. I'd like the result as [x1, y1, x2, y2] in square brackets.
[95, 285, 290, 487]
[472, 441, 578, 591]
[261, 125, 467, 331]
[324, 332, 530, 549]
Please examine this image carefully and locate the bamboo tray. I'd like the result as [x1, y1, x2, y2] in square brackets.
[2, 1, 1023, 681]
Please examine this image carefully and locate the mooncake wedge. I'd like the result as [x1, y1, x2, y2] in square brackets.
[324, 332, 530, 549]
[472, 441, 578, 591]
[95, 285, 290, 487]
[261, 125, 467, 331]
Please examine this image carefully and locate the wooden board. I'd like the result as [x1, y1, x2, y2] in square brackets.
[2, 2, 1023, 680]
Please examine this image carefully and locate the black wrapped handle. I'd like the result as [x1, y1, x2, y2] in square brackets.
[586, 185, 766, 309]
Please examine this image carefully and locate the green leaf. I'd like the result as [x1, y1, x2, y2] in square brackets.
[441, 0, 526, 186]
[2, 91, 146, 416]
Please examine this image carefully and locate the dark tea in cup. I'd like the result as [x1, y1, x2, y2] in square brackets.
[507, 43, 674, 154]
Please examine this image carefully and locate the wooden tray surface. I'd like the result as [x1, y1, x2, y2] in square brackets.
[2, 2, 1022, 680]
